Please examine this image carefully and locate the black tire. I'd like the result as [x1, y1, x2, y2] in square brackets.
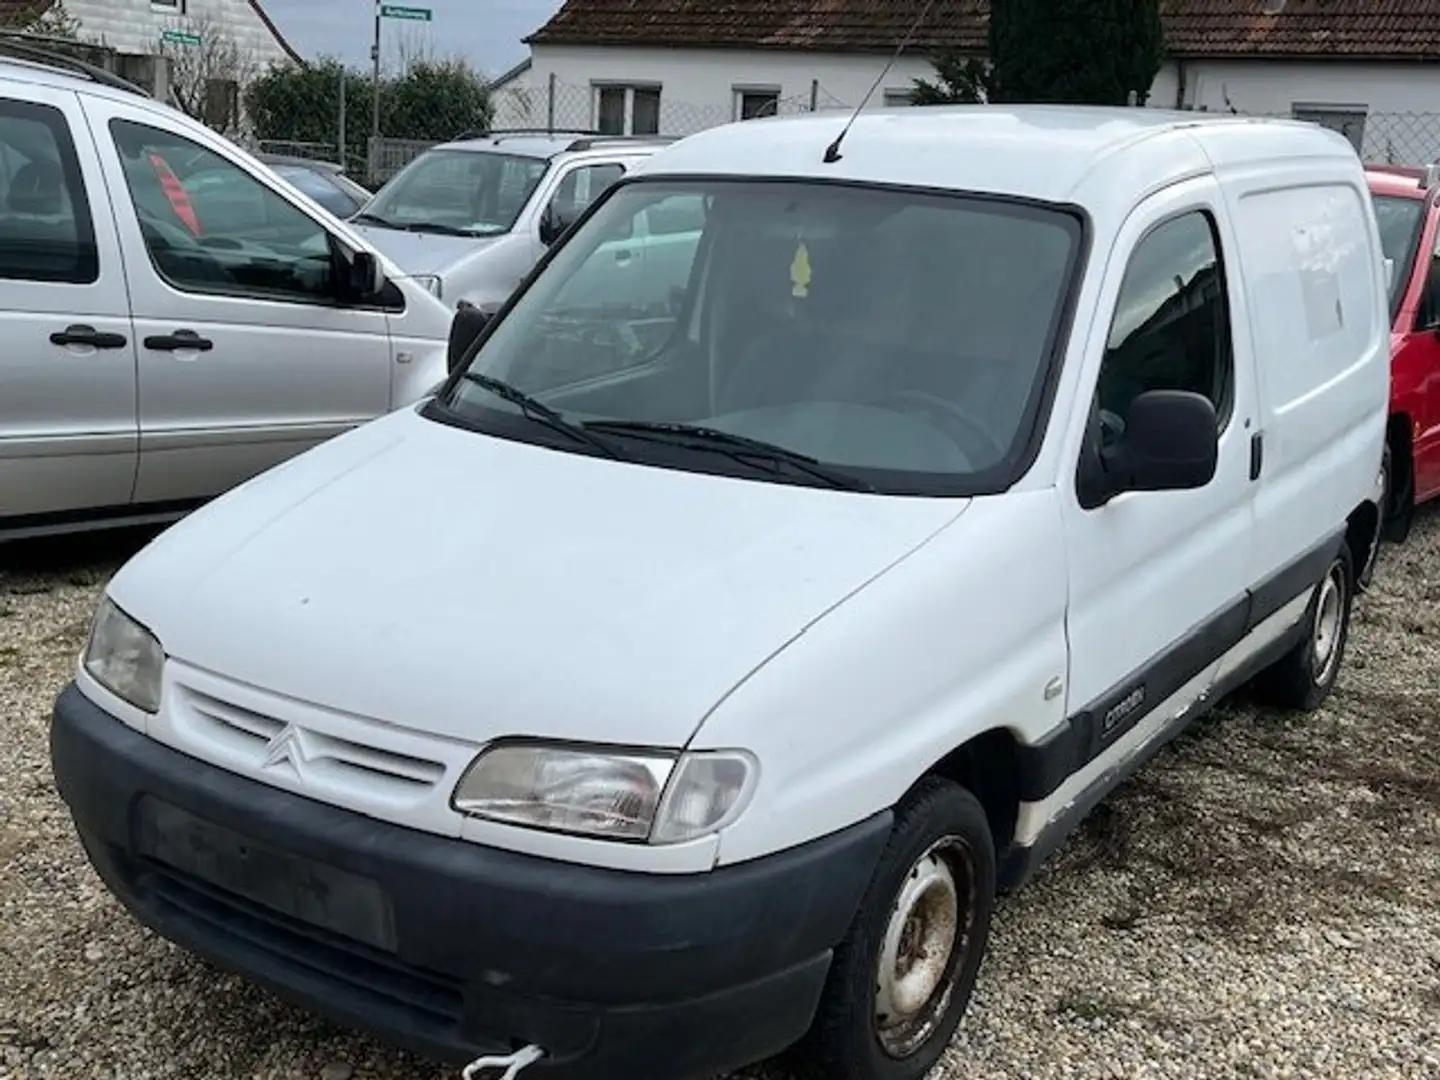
[1382, 437, 1415, 545]
[1358, 444, 1388, 591]
[801, 777, 996, 1080]
[1253, 542, 1354, 712]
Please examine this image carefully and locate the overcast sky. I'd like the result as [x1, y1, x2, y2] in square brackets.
[263, 0, 562, 79]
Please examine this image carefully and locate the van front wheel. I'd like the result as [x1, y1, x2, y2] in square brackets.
[803, 778, 995, 1080]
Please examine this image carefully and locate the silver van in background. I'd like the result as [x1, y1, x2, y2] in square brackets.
[0, 46, 453, 540]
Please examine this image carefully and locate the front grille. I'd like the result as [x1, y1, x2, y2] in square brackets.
[178, 686, 448, 797]
[137, 857, 465, 1036]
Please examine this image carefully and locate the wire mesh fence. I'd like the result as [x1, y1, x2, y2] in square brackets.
[334, 79, 1440, 196]
[488, 75, 850, 138]
[254, 140, 340, 163]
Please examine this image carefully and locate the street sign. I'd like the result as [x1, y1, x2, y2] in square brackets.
[160, 28, 202, 46]
[380, 4, 432, 20]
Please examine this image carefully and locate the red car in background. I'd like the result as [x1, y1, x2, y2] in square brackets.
[1367, 164, 1440, 547]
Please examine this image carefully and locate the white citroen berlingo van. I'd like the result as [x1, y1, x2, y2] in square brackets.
[52, 106, 1390, 1080]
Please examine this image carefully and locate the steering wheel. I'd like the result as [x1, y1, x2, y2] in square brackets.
[873, 390, 1007, 466]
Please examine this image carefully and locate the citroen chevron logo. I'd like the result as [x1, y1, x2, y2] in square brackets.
[260, 725, 309, 775]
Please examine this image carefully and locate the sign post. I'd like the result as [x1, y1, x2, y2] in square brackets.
[372, 4, 435, 156]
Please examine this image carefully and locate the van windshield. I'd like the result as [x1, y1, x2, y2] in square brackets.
[435, 179, 1084, 496]
[360, 149, 549, 236]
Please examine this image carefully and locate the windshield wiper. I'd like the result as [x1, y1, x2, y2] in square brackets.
[351, 212, 479, 237]
[397, 221, 478, 237]
[350, 210, 399, 228]
[582, 420, 873, 492]
[455, 373, 620, 458]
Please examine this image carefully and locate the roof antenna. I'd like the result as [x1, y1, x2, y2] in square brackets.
[823, 0, 939, 163]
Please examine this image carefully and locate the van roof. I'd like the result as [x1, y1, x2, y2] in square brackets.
[638, 105, 1356, 205]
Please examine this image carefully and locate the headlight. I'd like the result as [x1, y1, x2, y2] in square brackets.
[452, 742, 757, 844]
[413, 274, 443, 300]
[83, 596, 164, 713]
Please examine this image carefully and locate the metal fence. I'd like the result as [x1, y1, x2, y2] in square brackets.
[351, 87, 1440, 198]
[489, 74, 852, 138]
[254, 140, 339, 162]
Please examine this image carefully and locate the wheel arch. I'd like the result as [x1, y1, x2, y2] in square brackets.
[919, 727, 1022, 856]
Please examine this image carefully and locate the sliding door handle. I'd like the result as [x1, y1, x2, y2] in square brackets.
[145, 329, 214, 352]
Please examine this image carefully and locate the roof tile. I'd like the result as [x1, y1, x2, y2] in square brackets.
[526, 0, 1440, 60]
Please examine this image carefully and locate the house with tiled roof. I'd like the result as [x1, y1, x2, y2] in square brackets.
[489, 0, 1440, 165]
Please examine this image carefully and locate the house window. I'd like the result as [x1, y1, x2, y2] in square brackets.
[594, 85, 662, 136]
[735, 88, 780, 121]
[883, 89, 914, 108]
[1292, 103, 1367, 155]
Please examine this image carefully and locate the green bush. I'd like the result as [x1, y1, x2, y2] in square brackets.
[245, 56, 493, 175]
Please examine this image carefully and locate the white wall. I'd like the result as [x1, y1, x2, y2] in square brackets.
[520, 44, 938, 132]
[1155, 59, 1440, 164]
[65, 0, 291, 69]
[513, 45, 1440, 166]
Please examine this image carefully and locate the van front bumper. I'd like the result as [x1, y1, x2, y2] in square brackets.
[49, 682, 891, 1080]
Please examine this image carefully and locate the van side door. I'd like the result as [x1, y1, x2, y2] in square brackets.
[80, 96, 396, 506]
[0, 86, 137, 525]
[1055, 177, 1258, 802]
[1222, 168, 1392, 587]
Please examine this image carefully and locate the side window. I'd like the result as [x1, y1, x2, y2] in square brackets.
[109, 119, 335, 304]
[547, 162, 624, 231]
[1095, 211, 1234, 443]
[0, 98, 98, 284]
[1418, 249, 1440, 330]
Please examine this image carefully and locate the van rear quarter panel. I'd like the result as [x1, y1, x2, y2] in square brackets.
[1217, 159, 1389, 583]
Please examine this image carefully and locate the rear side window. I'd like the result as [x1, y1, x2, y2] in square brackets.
[109, 119, 337, 305]
[0, 97, 98, 284]
[1095, 211, 1234, 442]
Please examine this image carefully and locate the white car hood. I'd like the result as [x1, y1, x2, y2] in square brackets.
[352, 224, 503, 276]
[111, 409, 967, 749]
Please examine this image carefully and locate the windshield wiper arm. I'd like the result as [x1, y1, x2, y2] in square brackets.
[582, 420, 873, 492]
[350, 211, 398, 227]
[456, 373, 620, 457]
[399, 221, 477, 237]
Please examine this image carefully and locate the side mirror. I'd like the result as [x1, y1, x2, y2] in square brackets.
[539, 204, 572, 247]
[447, 300, 495, 374]
[346, 248, 383, 300]
[1080, 390, 1218, 508]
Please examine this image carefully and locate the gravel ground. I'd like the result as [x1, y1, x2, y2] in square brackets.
[2, 514, 1438, 1080]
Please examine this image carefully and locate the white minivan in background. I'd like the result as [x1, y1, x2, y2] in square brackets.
[0, 49, 452, 539]
[53, 107, 1389, 1080]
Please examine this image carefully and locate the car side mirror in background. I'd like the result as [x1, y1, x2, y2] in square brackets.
[539, 204, 574, 247]
[447, 300, 496, 374]
[345, 248, 383, 300]
[1078, 389, 1219, 509]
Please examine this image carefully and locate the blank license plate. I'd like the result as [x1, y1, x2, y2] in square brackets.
[135, 796, 397, 952]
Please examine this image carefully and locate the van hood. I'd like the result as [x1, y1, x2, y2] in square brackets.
[352, 224, 503, 276]
[110, 409, 967, 750]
